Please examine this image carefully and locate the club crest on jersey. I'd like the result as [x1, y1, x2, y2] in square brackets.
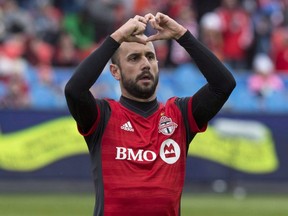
[158, 116, 178, 136]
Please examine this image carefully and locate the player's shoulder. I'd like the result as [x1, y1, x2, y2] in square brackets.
[94, 98, 117, 110]
[100, 98, 122, 109]
[164, 97, 177, 105]
[165, 96, 192, 106]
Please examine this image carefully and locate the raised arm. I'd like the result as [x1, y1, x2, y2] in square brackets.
[177, 31, 236, 128]
[145, 12, 236, 129]
[64, 37, 119, 132]
[65, 15, 148, 132]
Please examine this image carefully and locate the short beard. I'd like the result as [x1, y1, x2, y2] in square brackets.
[121, 71, 159, 100]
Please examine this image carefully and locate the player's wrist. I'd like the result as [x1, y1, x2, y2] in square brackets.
[173, 26, 187, 40]
[111, 31, 124, 44]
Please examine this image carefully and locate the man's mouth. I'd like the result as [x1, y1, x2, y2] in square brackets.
[137, 72, 153, 81]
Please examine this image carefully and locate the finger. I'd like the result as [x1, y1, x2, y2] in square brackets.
[154, 12, 166, 24]
[134, 15, 147, 24]
[132, 22, 146, 35]
[150, 20, 164, 31]
[146, 33, 160, 42]
[148, 17, 164, 31]
[144, 13, 155, 21]
[131, 35, 147, 44]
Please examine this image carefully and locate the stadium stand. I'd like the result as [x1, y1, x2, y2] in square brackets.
[0, 0, 287, 112]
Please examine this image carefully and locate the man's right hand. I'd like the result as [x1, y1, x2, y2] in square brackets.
[111, 15, 148, 44]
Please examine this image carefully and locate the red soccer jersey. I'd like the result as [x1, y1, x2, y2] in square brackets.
[81, 97, 205, 216]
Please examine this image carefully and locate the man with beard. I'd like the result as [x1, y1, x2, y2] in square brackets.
[65, 12, 236, 216]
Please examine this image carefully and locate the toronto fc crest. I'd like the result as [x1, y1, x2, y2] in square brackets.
[158, 116, 178, 135]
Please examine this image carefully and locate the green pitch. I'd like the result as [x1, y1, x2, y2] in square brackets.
[0, 193, 288, 216]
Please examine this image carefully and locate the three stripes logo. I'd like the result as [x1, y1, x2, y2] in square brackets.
[121, 121, 134, 132]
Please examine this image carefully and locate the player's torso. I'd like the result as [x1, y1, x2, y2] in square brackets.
[100, 100, 187, 216]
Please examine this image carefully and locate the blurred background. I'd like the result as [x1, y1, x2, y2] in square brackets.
[0, 0, 288, 215]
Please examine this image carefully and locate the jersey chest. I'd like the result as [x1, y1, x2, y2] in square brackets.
[101, 103, 186, 169]
[99, 102, 188, 215]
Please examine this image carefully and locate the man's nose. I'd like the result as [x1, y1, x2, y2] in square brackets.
[141, 57, 151, 69]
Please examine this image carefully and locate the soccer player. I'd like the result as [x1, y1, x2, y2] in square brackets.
[65, 12, 236, 216]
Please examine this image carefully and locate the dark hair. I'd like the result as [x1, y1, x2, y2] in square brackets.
[111, 49, 120, 66]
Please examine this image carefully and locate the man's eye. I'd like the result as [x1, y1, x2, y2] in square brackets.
[129, 55, 138, 61]
[148, 55, 155, 60]
[147, 55, 156, 61]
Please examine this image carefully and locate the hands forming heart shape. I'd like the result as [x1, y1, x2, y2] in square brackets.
[111, 12, 187, 45]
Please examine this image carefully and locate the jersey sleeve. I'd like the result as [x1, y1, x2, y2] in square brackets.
[172, 97, 207, 147]
[187, 97, 208, 133]
[65, 37, 120, 135]
[174, 97, 207, 131]
[77, 102, 101, 137]
[78, 99, 112, 154]
[78, 99, 111, 137]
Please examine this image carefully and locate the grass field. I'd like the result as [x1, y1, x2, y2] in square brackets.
[0, 193, 288, 216]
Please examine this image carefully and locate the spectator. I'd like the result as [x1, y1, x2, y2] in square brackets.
[193, 0, 221, 22]
[215, 0, 254, 70]
[24, 37, 54, 67]
[53, 0, 86, 13]
[273, 30, 288, 72]
[0, 73, 30, 108]
[251, 11, 273, 55]
[248, 53, 284, 99]
[2, 0, 34, 38]
[52, 31, 80, 67]
[271, 10, 288, 72]
[31, 0, 63, 45]
[169, 6, 199, 66]
[0, 35, 30, 108]
[163, 0, 192, 19]
[84, 0, 125, 42]
[62, 7, 97, 58]
[199, 12, 224, 62]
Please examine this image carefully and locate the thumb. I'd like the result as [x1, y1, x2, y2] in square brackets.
[146, 33, 161, 42]
[131, 35, 147, 44]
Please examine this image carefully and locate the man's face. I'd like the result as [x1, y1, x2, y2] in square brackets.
[116, 41, 159, 100]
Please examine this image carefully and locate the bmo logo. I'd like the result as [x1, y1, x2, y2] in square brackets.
[160, 139, 180, 164]
[115, 147, 156, 162]
[115, 139, 180, 164]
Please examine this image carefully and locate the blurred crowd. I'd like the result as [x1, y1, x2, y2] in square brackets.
[0, 0, 288, 109]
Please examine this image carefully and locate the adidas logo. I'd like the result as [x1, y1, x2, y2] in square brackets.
[121, 121, 134, 132]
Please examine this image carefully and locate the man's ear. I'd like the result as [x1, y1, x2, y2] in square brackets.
[110, 64, 121, 80]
